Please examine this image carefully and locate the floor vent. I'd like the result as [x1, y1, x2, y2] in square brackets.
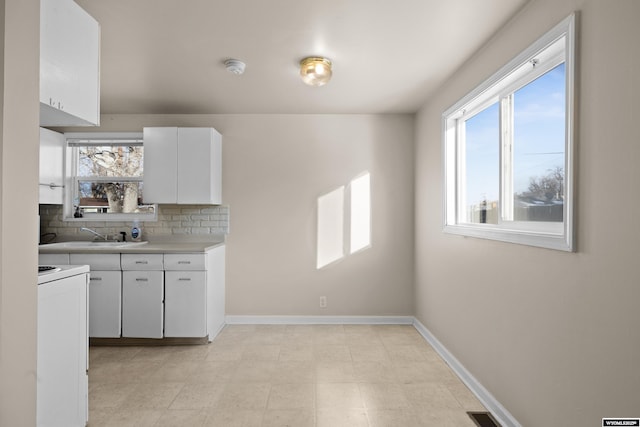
[468, 411, 501, 427]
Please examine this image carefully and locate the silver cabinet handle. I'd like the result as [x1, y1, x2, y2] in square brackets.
[39, 183, 65, 189]
[177, 260, 191, 264]
[90, 277, 102, 281]
[135, 260, 148, 264]
[47, 98, 63, 110]
[135, 278, 149, 282]
[178, 278, 191, 281]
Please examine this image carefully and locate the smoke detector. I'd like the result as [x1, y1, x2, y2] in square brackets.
[224, 59, 246, 75]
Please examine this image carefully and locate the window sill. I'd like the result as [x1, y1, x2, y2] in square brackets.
[64, 211, 158, 222]
[443, 223, 573, 252]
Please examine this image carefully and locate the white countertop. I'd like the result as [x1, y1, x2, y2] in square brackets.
[39, 240, 225, 254]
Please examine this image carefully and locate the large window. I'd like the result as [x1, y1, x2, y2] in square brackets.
[443, 14, 575, 251]
[64, 133, 157, 221]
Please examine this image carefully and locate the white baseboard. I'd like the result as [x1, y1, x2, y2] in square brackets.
[225, 315, 415, 325]
[412, 319, 521, 427]
[207, 322, 226, 342]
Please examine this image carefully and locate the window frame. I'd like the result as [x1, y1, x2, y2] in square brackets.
[63, 132, 158, 222]
[442, 13, 576, 251]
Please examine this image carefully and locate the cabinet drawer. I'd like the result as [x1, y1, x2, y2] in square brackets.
[163, 253, 205, 270]
[39, 253, 70, 265]
[70, 253, 121, 270]
[165, 271, 206, 285]
[121, 254, 164, 270]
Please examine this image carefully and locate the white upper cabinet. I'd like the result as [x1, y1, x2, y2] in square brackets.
[40, 0, 100, 126]
[39, 128, 65, 204]
[143, 127, 222, 204]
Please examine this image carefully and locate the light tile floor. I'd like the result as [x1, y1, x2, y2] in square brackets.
[88, 324, 486, 427]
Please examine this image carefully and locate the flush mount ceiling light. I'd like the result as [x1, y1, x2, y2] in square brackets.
[224, 58, 246, 75]
[300, 57, 332, 86]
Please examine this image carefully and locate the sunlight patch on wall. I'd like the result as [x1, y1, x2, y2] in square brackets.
[350, 172, 371, 254]
[317, 171, 371, 269]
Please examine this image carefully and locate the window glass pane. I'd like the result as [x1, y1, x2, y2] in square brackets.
[513, 63, 565, 222]
[443, 14, 574, 250]
[77, 180, 153, 214]
[78, 146, 143, 177]
[76, 145, 147, 214]
[464, 102, 499, 224]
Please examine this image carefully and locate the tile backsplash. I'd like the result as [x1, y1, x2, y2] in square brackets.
[39, 204, 230, 242]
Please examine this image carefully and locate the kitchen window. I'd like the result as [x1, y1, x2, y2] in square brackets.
[443, 14, 576, 251]
[64, 132, 157, 221]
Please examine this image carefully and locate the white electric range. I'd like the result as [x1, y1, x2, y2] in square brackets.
[37, 263, 90, 426]
[38, 264, 89, 284]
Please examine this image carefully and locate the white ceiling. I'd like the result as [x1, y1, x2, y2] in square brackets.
[75, 0, 529, 115]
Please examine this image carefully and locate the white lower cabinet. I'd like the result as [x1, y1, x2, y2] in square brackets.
[87, 271, 121, 337]
[122, 254, 164, 339]
[164, 253, 208, 338]
[122, 271, 164, 338]
[39, 244, 226, 341]
[165, 270, 207, 337]
[70, 254, 122, 338]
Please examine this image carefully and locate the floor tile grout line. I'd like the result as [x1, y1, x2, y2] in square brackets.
[87, 324, 485, 427]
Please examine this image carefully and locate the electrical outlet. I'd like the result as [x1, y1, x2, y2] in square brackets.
[319, 296, 327, 308]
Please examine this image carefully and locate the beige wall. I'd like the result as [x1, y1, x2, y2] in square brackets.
[66, 113, 415, 316]
[414, 0, 640, 425]
[0, 0, 40, 424]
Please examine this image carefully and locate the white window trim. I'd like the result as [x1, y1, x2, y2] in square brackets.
[442, 13, 576, 251]
[63, 132, 158, 222]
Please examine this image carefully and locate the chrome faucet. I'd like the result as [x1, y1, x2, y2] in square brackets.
[80, 227, 109, 241]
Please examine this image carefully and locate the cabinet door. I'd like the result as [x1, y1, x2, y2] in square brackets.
[177, 128, 222, 204]
[39, 128, 65, 204]
[164, 271, 207, 337]
[143, 127, 222, 204]
[40, 0, 100, 126]
[88, 271, 121, 338]
[142, 127, 178, 203]
[122, 271, 164, 338]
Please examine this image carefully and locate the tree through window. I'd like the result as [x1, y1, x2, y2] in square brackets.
[65, 133, 156, 221]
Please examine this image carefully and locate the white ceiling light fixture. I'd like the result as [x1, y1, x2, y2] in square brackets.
[300, 57, 332, 86]
[224, 59, 246, 75]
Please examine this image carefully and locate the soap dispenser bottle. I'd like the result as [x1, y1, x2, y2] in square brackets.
[131, 220, 142, 242]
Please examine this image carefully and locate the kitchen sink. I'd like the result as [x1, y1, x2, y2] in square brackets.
[40, 241, 149, 249]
